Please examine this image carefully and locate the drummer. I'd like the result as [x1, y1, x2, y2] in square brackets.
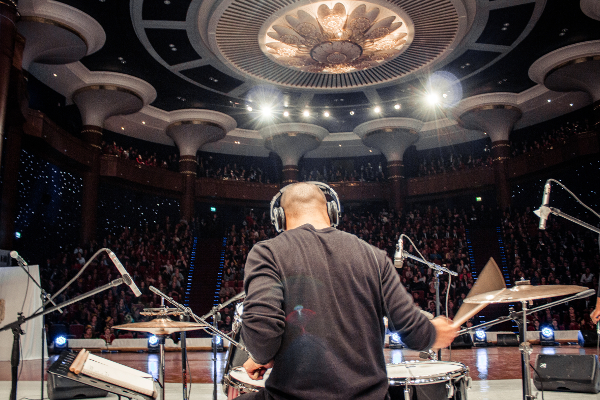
[239, 182, 457, 400]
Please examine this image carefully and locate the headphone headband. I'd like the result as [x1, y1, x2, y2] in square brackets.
[269, 181, 341, 233]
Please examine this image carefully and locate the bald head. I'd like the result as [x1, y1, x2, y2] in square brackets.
[280, 183, 330, 230]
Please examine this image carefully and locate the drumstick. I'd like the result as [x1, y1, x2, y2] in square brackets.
[74, 349, 90, 375]
[451, 303, 487, 329]
[69, 349, 89, 375]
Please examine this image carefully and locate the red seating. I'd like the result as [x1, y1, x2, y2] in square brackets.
[69, 324, 85, 339]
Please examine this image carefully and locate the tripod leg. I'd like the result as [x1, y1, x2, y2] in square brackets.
[10, 328, 21, 400]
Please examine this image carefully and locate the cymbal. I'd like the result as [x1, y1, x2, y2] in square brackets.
[113, 318, 209, 335]
[463, 282, 588, 304]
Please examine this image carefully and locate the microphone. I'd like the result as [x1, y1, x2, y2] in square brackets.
[106, 249, 141, 297]
[536, 181, 551, 230]
[394, 238, 404, 268]
[10, 251, 28, 266]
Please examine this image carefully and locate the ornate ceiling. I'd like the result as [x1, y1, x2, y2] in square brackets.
[19, 0, 600, 156]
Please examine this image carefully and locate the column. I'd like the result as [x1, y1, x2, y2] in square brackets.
[166, 112, 237, 222]
[457, 100, 522, 209]
[73, 84, 148, 243]
[259, 123, 329, 186]
[355, 118, 423, 212]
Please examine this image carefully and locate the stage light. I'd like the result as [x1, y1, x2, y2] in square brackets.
[474, 330, 488, 347]
[389, 332, 403, 349]
[374, 106, 381, 113]
[323, 111, 330, 117]
[394, 104, 401, 110]
[303, 110, 310, 117]
[283, 111, 290, 117]
[55, 336, 67, 348]
[247, 106, 253, 112]
[212, 335, 224, 352]
[261, 106, 272, 117]
[426, 92, 439, 105]
[148, 335, 160, 353]
[14, 232, 21, 239]
[349, 111, 355, 115]
[540, 326, 557, 346]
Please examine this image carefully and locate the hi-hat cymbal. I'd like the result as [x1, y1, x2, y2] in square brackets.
[113, 318, 208, 335]
[463, 282, 588, 304]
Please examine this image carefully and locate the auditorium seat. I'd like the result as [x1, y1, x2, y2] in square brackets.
[69, 324, 84, 339]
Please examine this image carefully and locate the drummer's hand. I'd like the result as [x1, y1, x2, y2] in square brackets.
[591, 298, 600, 323]
[430, 316, 459, 349]
[243, 358, 274, 380]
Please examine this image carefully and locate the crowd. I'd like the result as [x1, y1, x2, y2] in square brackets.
[500, 206, 599, 331]
[510, 120, 590, 158]
[415, 152, 492, 177]
[42, 217, 193, 342]
[102, 141, 179, 171]
[198, 156, 272, 183]
[299, 161, 386, 183]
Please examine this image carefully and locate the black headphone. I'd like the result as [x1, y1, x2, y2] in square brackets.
[270, 181, 341, 233]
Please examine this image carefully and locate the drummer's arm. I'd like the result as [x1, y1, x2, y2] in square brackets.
[241, 244, 286, 366]
[591, 297, 600, 323]
[243, 358, 275, 380]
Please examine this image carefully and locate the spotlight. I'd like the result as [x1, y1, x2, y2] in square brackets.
[349, 111, 355, 115]
[54, 335, 68, 353]
[540, 326, 557, 346]
[426, 92, 439, 105]
[247, 106, 253, 112]
[212, 335, 224, 352]
[303, 110, 310, 117]
[283, 111, 290, 117]
[14, 232, 21, 239]
[394, 104, 401, 110]
[474, 330, 488, 347]
[148, 335, 160, 353]
[261, 106, 272, 117]
[389, 332, 404, 349]
[323, 111, 330, 117]
[374, 106, 381, 113]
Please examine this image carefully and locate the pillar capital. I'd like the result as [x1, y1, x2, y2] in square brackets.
[529, 40, 600, 101]
[166, 110, 236, 156]
[455, 94, 522, 143]
[17, 2, 105, 70]
[354, 118, 423, 162]
[260, 123, 328, 166]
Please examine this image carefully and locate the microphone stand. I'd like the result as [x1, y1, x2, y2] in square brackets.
[399, 249, 458, 360]
[149, 286, 249, 400]
[0, 278, 125, 400]
[11, 255, 62, 400]
[536, 206, 600, 235]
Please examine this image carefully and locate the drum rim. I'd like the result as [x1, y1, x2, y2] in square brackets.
[224, 366, 264, 392]
[387, 361, 469, 386]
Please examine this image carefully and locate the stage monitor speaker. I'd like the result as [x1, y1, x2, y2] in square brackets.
[451, 333, 473, 349]
[578, 330, 598, 347]
[47, 368, 109, 399]
[534, 354, 600, 394]
[496, 333, 519, 347]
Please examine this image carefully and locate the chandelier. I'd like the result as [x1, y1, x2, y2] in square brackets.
[265, 3, 408, 74]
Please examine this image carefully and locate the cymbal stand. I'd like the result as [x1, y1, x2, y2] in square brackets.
[518, 301, 535, 400]
[158, 335, 167, 400]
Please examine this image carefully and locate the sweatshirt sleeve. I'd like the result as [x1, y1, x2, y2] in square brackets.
[378, 250, 436, 351]
[241, 242, 286, 364]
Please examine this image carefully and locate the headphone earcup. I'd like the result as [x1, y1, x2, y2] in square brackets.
[273, 206, 286, 232]
[327, 201, 339, 228]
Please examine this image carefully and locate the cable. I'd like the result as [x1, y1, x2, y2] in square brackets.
[547, 178, 600, 220]
[529, 362, 545, 400]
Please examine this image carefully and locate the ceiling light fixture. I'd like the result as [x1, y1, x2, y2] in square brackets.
[349, 111, 355, 115]
[283, 111, 290, 117]
[247, 106, 253, 111]
[265, 3, 408, 74]
[394, 104, 400, 109]
[374, 106, 381, 113]
[323, 111, 330, 117]
[303, 110, 310, 117]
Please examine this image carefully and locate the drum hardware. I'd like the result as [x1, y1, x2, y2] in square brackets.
[113, 316, 208, 400]
[462, 285, 595, 400]
[396, 234, 458, 361]
[387, 361, 469, 400]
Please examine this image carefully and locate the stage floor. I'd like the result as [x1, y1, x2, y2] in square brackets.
[2, 346, 600, 399]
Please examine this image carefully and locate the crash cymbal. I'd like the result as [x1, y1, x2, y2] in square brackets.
[113, 317, 208, 335]
[463, 281, 588, 304]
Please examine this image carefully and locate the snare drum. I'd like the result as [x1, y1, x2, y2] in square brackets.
[387, 361, 470, 399]
[224, 366, 271, 399]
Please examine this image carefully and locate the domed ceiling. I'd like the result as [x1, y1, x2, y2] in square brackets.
[21, 0, 600, 155]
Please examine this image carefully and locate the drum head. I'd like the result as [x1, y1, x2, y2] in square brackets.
[226, 367, 271, 391]
[387, 361, 467, 385]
